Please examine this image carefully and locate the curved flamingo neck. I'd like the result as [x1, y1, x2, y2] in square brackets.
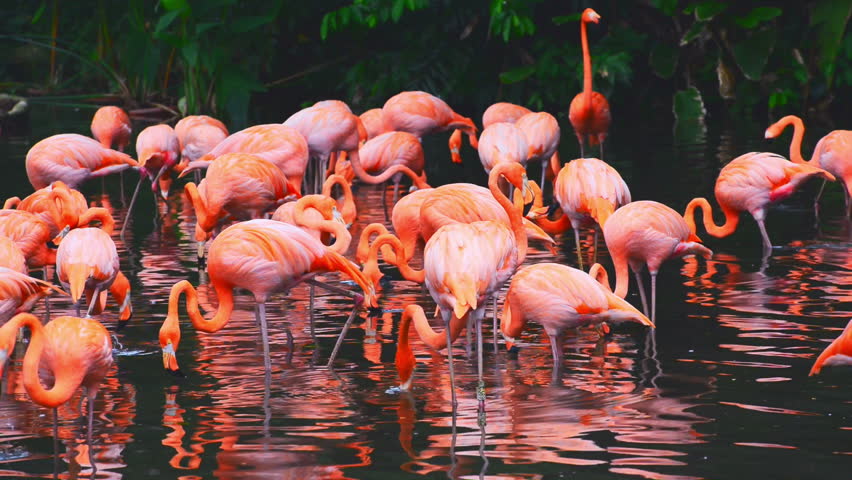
[168, 280, 234, 335]
[1, 314, 84, 408]
[357, 223, 392, 264]
[683, 197, 740, 239]
[581, 17, 593, 103]
[322, 175, 356, 223]
[294, 197, 351, 254]
[369, 234, 424, 283]
[779, 115, 807, 164]
[347, 150, 431, 189]
[78, 207, 115, 235]
[184, 182, 217, 234]
[490, 165, 528, 263]
[48, 186, 80, 230]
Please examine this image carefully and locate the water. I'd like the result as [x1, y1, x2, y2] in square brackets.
[0, 104, 850, 479]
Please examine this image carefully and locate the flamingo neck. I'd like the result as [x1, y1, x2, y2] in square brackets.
[356, 223, 392, 264]
[184, 182, 217, 235]
[347, 150, 430, 189]
[48, 185, 80, 231]
[78, 207, 115, 235]
[490, 166, 528, 263]
[581, 17, 593, 103]
[294, 197, 352, 254]
[174, 279, 234, 334]
[782, 115, 807, 164]
[322, 175, 356, 223]
[683, 197, 740, 239]
[370, 234, 424, 283]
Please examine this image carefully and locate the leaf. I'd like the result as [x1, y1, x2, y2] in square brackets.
[320, 14, 330, 40]
[499, 65, 536, 84]
[651, 0, 678, 16]
[809, 0, 852, 86]
[155, 10, 181, 34]
[649, 42, 678, 78]
[734, 7, 782, 29]
[391, 0, 404, 22]
[552, 14, 581, 25]
[694, 1, 727, 21]
[231, 15, 273, 33]
[731, 27, 776, 80]
[160, 0, 189, 12]
[195, 22, 219, 35]
[181, 42, 199, 67]
[680, 20, 706, 45]
[673, 86, 706, 121]
[31, 2, 46, 24]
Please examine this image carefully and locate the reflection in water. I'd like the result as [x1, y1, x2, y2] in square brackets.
[0, 111, 849, 479]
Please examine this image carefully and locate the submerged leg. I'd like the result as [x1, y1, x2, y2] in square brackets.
[756, 219, 773, 256]
[474, 308, 486, 412]
[650, 271, 658, 324]
[309, 283, 317, 343]
[326, 294, 365, 368]
[442, 309, 458, 407]
[813, 179, 827, 217]
[120, 174, 147, 237]
[592, 228, 599, 266]
[85, 286, 101, 318]
[256, 303, 272, 376]
[573, 228, 584, 270]
[633, 270, 650, 317]
[492, 296, 498, 353]
[87, 394, 98, 476]
[393, 179, 401, 205]
[382, 183, 390, 221]
[550, 331, 565, 384]
[539, 160, 547, 199]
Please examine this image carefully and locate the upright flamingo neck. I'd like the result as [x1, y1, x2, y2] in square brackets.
[489, 165, 528, 263]
[683, 197, 740, 239]
[0, 314, 84, 408]
[581, 18, 593, 102]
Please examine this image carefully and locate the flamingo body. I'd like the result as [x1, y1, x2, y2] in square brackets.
[25, 134, 137, 190]
[555, 157, 631, 228]
[568, 9, 611, 155]
[175, 116, 229, 164]
[360, 108, 385, 140]
[136, 124, 181, 198]
[0, 210, 55, 269]
[477, 123, 529, 173]
[4, 181, 87, 237]
[90, 106, 131, 151]
[482, 102, 531, 128]
[0, 268, 64, 322]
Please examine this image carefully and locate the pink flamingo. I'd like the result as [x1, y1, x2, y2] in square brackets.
[3, 181, 84, 237]
[360, 108, 385, 140]
[516, 111, 561, 190]
[175, 115, 229, 182]
[158, 219, 377, 376]
[91, 106, 131, 151]
[182, 124, 309, 196]
[568, 8, 611, 158]
[352, 131, 430, 215]
[123, 124, 181, 236]
[482, 102, 531, 128]
[603, 200, 712, 322]
[382, 91, 478, 164]
[25, 134, 137, 190]
[477, 122, 530, 174]
[0, 267, 66, 322]
[810, 319, 852, 375]
[500, 263, 652, 376]
[683, 152, 835, 255]
[765, 115, 852, 217]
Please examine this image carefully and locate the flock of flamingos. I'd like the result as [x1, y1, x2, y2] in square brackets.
[0, 8, 850, 474]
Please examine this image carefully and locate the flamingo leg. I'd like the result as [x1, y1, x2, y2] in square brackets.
[441, 309, 458, 407]
[650, 271, 658, 324]
[393, 180, 401, 206]
[150, 165, 168, 214]
[120, 174, 146, 237]
[52, 408, 59, 476]
[756, 219, 773, 255]
[75, 299, 81, 318]
[87, 393, 97, 476]
[193, 169, 201, 184]
[43, 266, 51, 315]
[85, 286, 101, 318]
[539, 161, 547, 199]
[550, 331, 565, 383]
[599, 140, 604, 160]
[255, 302, 272, 376]
[119, 170, 125, 204]
[814, 178, 827, 216]
[305, 278, 360, 298]
[465, 314, 474, 358]
[633, 270, 650, 317]
[309, 283, 316, 342]
[492, 296, 498, 353]
[382, 184, 390, 221]
[592, 228, 599, 266]
[474, 308, 486, 412]
[573, 228, 584, 270]
[326, 294, 364, 368]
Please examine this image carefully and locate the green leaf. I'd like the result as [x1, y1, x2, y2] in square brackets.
[734, 7, 782, 29]
[651, 0, 678, 16]
[731, 27, 776, 80]
[694, 1, 727, 21]
[650, 42, 678, 78]
[31, 2, 46, 24]
[809, 0, 852, 86]
[160, 0, 189, 12]
[231, 15, 273, 33]
[552, 14, 581, 25]
[673, 86, 706, 121]
[155, 10, 181, 34]
[320, 14, 330, 40]
[391, 0, 404, 22]
[499, 65, 536, 84]
[680, 21, 706, 45]
[181, 42, 199, 67]
[195, 22, 219, 35]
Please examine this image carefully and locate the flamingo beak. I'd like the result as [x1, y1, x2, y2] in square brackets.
[332, 206, 346, 225]
[49, 225, 71, 247]
[521, 175, 532, 202]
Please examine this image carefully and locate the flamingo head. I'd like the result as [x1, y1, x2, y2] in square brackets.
[764, 115, 800, 139]
[583, 8, 601, 24]
[159, 316, 183, 377]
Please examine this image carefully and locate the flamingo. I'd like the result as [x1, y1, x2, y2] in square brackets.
[477, 122, 530, 174]
[388, 187, 433, 263]
[0, 313, 113, 475]
[551, 157, 631, 269]
[181, 124, 309, 195]
[382, 91, 478, 164]
[360, 108, 385, 140]
[482, 102, 531, 128]
[284, 103, 365, 194]
[55, 208, 132, 322]
[183, 153, 297, 259]
[386, 163, 531, 409]
[603, 201, 713, 322]
[0, 267, 66, 322]
[765, 115, 852, 217]
[683, 152, 835, 255]
[0, 209, 58, 270]
[158, 219, 377, 376]
[568, 8, 611, 158]
[322, 174, 357, 226]
[809, 319, 852, 376]
[351, 131, 430, 215]
[516, 111, 561, 191]
[500, 263, 653, 377]
[174, 115, 229, 182]
[3, 180, 84, 237]
[91, 106, 131, 151]
[272, 195, 349, 251]
[0, 236, 27, 273]
[122, 124, 181, 236]
[25, 134, 137, 190]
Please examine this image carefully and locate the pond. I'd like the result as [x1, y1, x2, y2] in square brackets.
[0, 103, 849, 479]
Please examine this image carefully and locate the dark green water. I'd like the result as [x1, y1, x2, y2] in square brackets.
[0, 103, 849, 479]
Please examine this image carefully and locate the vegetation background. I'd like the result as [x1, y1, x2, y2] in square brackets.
[1, 0, 850, 130]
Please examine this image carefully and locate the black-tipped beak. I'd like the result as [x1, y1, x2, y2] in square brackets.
[46, 240, 59, 249]
[546, 203, 560, 218]
[167, 368, 186, 378]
